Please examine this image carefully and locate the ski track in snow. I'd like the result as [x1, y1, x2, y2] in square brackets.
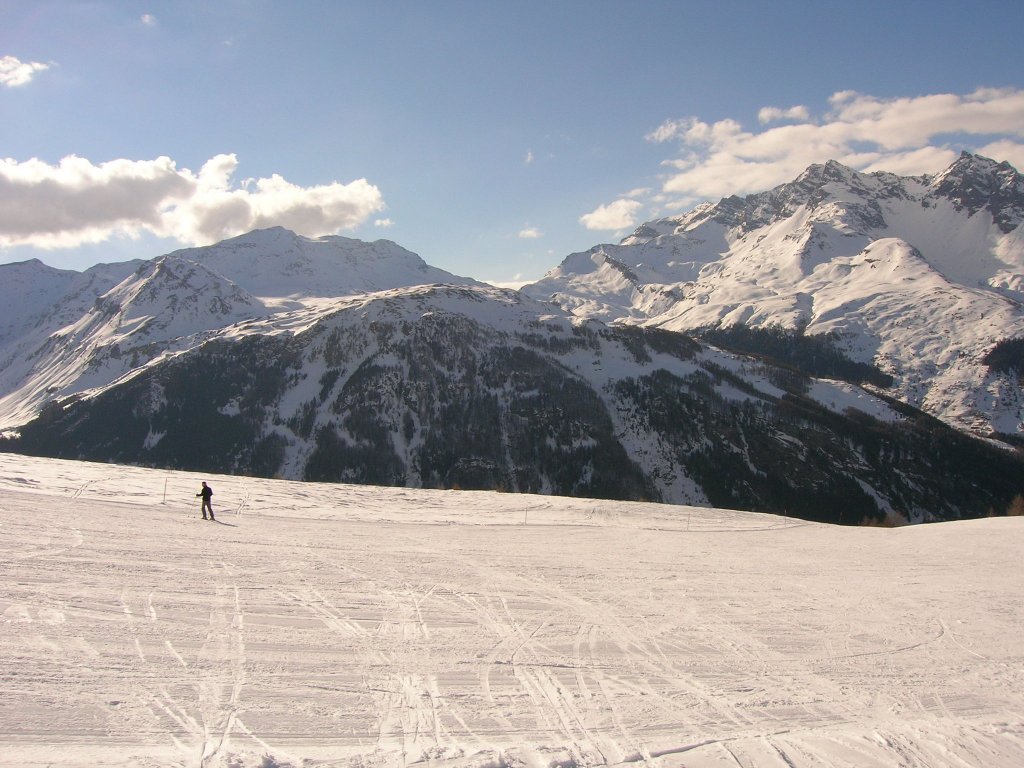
[0, 453, 1022, 767]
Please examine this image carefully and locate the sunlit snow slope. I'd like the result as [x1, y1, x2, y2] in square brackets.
[2, 454, 1022, 768]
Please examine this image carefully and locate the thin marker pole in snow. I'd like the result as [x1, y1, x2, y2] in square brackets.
[162, 478, 167, 504]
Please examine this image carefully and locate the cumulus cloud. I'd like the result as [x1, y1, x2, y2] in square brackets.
[645, 87, 1024, 207]
[374, 218, 394, 228]
[140, 14, 157, 27]
[518, 227, 542, 239]
[0, 55, 50, 87]
[0, 153, 385, 249]
[579, 199, 642, 231]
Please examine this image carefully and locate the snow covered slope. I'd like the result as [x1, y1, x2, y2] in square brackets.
[0, 257, 269, 429]
[523, 153, 1024, 438]
[1, 453, 1022, 768]
[0, 258, 143, 350]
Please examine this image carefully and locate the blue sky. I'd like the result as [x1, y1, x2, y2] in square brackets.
[2, 1, 1024, 285]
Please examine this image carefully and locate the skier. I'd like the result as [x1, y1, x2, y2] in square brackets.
[196, 481, 215, 521]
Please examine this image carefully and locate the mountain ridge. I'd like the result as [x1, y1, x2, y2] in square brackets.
[523, 153, 1024, 440]
[161, 226, 481, 300]
[0, 229, 477, 430]
[8, 281, 1024, 524]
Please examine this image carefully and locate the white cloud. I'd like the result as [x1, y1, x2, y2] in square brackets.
[758, 105, 811, 124]
[579, 199, 642, 231]
[0, 154, 385, 249]
[518, 227, 542, 239]
[140, 14, 157, 27]
[860, 146, 960, 177]
[525, 150, 534, 164]
[624, 187, 652, 199]
[646, 87, 1024, 207]
[0, 55, 50, 88]
[645, 119, 689, 144]
[374, 218, 394, 228]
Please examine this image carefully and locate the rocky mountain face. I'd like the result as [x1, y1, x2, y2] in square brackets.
[523, 153, 1024, 442]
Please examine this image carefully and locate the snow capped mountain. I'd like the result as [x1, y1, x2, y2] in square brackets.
[0, 229, 477, 430]
[162, 226, 480, 300]
[523, 153, 1024, 439]
[0, 258, 145, 428]
[9, 280, 1024, 524]
[932, 152, 1024, 234]
[0, 259, 80, 349]
[0, 257, 142, 349]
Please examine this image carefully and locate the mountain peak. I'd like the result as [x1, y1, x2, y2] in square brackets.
[525, 155, 1024, 440]
[953, 149, 1005, 169]
[216, 225, 304, 249]
[932, 151, 1021, 187]
[930, 152, 1024, 232]
[160, 227, 478, 299]
[793, 159, 858, 188]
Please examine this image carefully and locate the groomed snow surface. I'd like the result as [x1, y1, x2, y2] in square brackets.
[1, 454, 1022, 768]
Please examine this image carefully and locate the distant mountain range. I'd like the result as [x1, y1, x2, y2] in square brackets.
[2, 155, 1022, 524]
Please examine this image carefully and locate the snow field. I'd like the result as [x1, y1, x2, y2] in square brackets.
[1, 453, 1023, 767]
